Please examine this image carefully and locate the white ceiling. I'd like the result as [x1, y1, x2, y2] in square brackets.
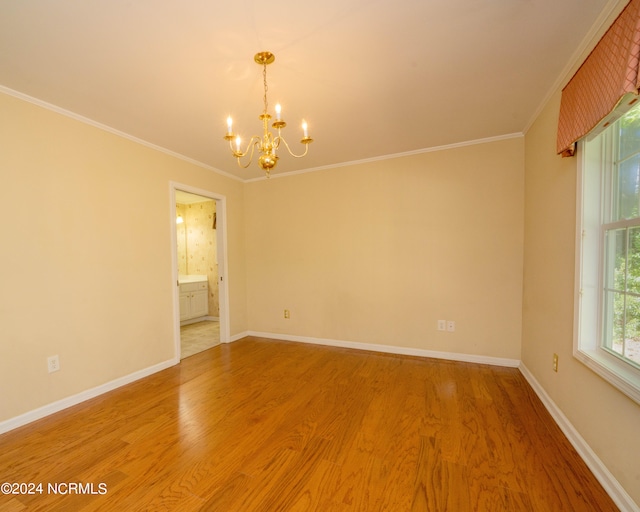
[0, 0, 615, 180]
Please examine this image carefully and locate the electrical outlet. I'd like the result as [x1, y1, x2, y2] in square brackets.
[553, 353, 558, 372]
[437, 320, 446, 331]
[447, 321, 456, 332]
[284, 309, 290, 319]
[47, 355, 60, 373]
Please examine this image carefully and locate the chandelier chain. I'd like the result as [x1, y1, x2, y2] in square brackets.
[262, 63, 268, 115]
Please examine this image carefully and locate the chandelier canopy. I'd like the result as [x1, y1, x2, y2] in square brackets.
[224, 52, 313, 177]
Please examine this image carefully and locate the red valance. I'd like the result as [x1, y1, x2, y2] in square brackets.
[557, 0, 640, 157]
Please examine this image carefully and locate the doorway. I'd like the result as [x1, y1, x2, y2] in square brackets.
[170, 183, 230, 360]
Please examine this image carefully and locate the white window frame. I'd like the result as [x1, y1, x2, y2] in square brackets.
[575, 110, 640, 405]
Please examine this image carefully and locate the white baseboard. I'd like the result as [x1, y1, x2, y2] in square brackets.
[229, 331, 249, 343]
[4, 332, 634, 511]
[519, 363, 639, 512]
[246, 331, 520, 367]
[1, 327, 246, 434]
[245, 332, 636, 510]
[0, 357, 178, 435]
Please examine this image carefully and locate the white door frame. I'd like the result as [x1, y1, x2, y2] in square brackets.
[169, 181, 231, 359]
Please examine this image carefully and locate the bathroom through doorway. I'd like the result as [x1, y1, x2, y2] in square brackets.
[171, 184, 229, 360]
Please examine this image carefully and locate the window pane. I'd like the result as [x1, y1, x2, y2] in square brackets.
[616, 154, 640, 220]
[604, 228, 626, 291]
[625, 295, 640, 365]
[628, 227, 640, 294]
[604, 290, 625, 353]
[579, 102, 640, 404]
[619, 106, 640, 160]
[625, 338, 640, 365]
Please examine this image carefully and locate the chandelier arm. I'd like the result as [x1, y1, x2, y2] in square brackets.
[229, 135, 261, 157]
[236, 158, 252, 169]
[230, 136, 262, 168]
[276, 135, 311, 159]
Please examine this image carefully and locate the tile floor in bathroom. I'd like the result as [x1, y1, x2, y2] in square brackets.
[180, 320, 220, 359]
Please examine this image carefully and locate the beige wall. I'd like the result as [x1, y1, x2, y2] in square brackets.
[0, 92, 247, 422]
[1, 89, 524, 427]
[523, 89, 640, 504]
[245, 138, 525, 360]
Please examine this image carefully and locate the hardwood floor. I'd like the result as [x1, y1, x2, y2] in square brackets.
[0, 337, 618, 511]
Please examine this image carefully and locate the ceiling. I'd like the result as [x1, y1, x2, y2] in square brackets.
[0, 0, 615, 181]
[176, 190, 213, 204]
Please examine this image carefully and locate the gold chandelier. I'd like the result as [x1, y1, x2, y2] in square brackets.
[224, 51, 313, 177]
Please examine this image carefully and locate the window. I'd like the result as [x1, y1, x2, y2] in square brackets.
[576, 101, 640, 404]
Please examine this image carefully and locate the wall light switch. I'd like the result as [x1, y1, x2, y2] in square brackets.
[447, 321, 456, 332]
[437, 320, 446, 331]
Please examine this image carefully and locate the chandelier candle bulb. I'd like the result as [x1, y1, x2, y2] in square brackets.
[235, 136, 241, 152]
[227, 116, 233, 135]
[275, 104, 282, 121]
[302, 121, 308, 138]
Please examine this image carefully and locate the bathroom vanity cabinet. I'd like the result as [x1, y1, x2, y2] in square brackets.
[179, 276, 208, 321]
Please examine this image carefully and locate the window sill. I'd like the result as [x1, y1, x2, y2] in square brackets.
[574, 347, 640, 405]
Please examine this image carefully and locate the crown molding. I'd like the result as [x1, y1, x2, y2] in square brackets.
[523, 0, 626, 135]
[2, 84, 524, 184]
[0, 85, 243, 182]
[245, 132, 525, 183]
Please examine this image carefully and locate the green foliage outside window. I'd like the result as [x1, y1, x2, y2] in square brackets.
[607, 103, 640, 366]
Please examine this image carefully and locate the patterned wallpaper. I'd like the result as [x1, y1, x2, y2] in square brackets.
[176, 200, 219, 316]
[176, 203, 188, 275]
